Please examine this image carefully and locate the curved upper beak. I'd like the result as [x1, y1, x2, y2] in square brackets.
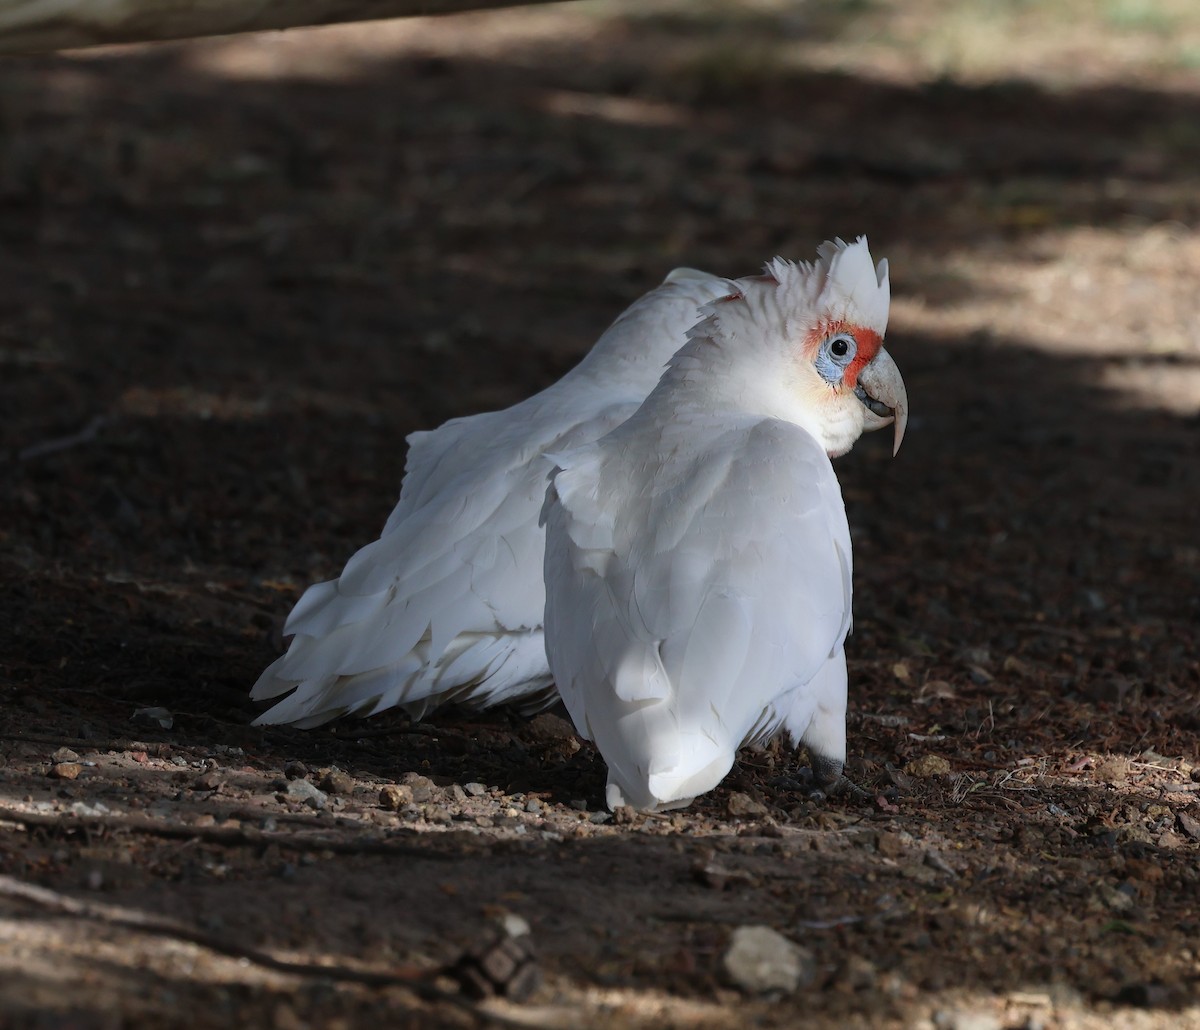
[854, 348, 908, 456]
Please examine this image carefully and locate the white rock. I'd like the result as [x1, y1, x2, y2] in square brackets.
[722, 925, 815, 994]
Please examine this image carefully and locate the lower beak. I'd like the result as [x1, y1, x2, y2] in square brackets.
[854, 348, 909, 456]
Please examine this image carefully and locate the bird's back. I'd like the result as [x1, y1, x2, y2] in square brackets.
[543, 415, 854, 810]
[251, 270, 732, 727]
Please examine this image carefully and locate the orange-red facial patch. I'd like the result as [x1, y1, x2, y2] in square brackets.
[804, 319, 883, 386]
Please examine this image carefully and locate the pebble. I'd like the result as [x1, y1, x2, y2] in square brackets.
[721, 925, 815, 994]
[283, 761, 308, 780]
[501, 913, 531, 938]
[464, 782, 488, 797]
[905, 755, 951, 778]
[49, 763, 83, 780]
[194, 770, 223, 791]
[524, 713, 576, 741]
[727, 792, 770, 819]
[69, 801, 110, 817]
[285, 779, 327, 810]
[1092, 882, 1134, 913]
[524, 798, 542, 814]
[1177, 811, 1200, 841]
[319, 768, 355, 795]
[51, 747, 80, 764]
[379, 784, 414, 811]
[400, 773, 435, 803]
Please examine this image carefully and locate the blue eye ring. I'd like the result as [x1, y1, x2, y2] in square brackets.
[815, 332, 859, 385]
[826, 333, 856, 363]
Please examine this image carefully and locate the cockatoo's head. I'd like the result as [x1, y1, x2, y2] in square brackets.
[692, 237, 908, 459]
[768, 237, 906, 458]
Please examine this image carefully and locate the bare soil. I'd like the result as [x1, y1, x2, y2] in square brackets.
[1, 5, 1199, 1028]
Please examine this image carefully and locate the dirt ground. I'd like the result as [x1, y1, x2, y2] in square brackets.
[1, 2, 1199, 1027]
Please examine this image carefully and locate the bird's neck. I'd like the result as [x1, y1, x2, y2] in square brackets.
[638, 333, 829, 446]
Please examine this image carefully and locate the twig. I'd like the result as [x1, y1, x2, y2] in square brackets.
[0, 804, 475, 862]
[0, 874, 537, 1028]
[17, 415, 109, 462]
[0, 872, 431, 985]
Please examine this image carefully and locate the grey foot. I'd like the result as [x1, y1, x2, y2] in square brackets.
[810, 755, 873, 802]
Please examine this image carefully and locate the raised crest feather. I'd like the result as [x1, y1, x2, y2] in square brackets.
[765, 236, 890, 335]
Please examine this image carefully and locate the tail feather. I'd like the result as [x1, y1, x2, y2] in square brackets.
[252, 630, 552, 728]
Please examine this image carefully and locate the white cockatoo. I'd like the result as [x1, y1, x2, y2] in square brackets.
[251, 269, 734, 727]
[541, 237, 907, 811]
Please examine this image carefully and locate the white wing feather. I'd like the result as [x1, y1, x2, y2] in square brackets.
[252, 271, 732, 726]
[543, 418, 853, 810]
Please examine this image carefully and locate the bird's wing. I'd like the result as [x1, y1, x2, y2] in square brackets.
[389, 269, 730, 525]
[544, 418, 852, 808]
[253, 268, 731, 724]
[261, 396, 640, 684]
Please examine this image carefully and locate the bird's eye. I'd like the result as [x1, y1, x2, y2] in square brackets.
[825, 333, 854, 360]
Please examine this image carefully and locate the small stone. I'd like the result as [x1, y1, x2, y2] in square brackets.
[424, 806, 452, 825]
[966, 665, 993, 686]
[1092, 882, 1134, 913]
[132, 706, 174, 729]
[693, 859, 758, 890]
[524, 713, 576, 742]
[464, 782, 488, 797]
[1094, 757, 1128, 784]
[721, 925, 815, 994]
[525, 798, 542, 814]
[727, 792, 770, 819]
[1177, 811, 1200, 841]
[876, 831, 907, 858]
[501, 913, 531, 938]
[905, 754, 951, 778]
[69, 801, 109, 817]
[283, 761, 308, 780]
[589, 811, 611, 824]
[285, 778, 327, 809]
[400, 772, 434, 803]
[319, 768, 355, 795]
[194, 770, 223, 791]
[51, 747, 80, 764]
[568, 799, 588, 811]
[379, 784, 414, 811]
[49, 762, 83, 780]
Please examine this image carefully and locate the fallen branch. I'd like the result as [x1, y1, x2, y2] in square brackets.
[0, 874, 544, 1028]
[0, 803, 480, 861]
[17, 415, 108, 462]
